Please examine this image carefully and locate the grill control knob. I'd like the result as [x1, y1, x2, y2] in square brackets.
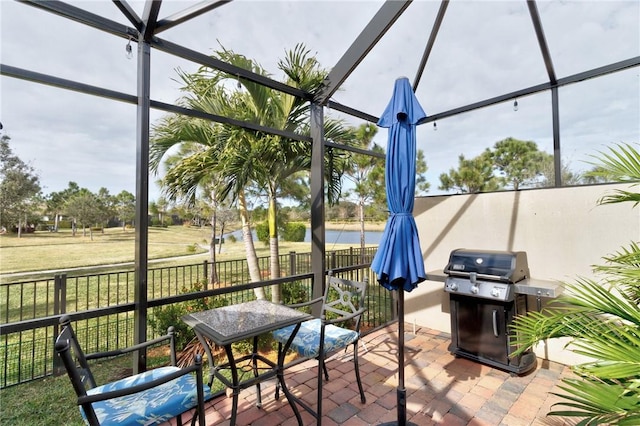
[491, 287, 501, 297]
[449, 282, 458, 291]
[470, 285, 479, 294]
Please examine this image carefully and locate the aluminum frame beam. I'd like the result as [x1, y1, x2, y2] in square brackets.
[19, 0, 312, 100]
[413, 0, 449, 91]
[527, 0, 557, 85]
[113, 0, 143, 32]
[155, 0, 232, 34]
[309, 103, 326, 311]
[140, 0, 161, 41]
[22, 0, 136, 38]
[0, 65, 311, 143]
[133, 38, 152, 373]
[315, 0, 412, 105]
[419, 56, 640, 124]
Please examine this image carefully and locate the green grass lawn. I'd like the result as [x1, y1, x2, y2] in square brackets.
[0, 347, 229, 426]
[0, 354, 136, 426]
[0, 225, 316, 275]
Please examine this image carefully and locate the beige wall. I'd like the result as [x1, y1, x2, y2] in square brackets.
[405, 183, 640, 365]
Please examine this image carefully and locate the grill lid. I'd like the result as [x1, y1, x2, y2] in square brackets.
[444, 249, 529, 283]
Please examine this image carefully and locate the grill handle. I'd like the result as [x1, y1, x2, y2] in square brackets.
[492, 310, 499, 337]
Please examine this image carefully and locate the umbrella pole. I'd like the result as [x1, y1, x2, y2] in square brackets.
[398, 289, 407, 426]
[380, 290, 416, 426]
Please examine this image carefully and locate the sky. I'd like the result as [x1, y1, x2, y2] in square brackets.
[1, 0, 639, 202]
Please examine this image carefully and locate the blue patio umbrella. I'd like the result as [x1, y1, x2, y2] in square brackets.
[371, 76, 426, 426]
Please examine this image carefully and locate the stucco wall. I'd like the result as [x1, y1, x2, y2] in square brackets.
[405, 183, 640, 365]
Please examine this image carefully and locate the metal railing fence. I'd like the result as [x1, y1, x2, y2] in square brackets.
[0, 246, 388, 388]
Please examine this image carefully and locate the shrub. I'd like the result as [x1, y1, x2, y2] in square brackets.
[282, 222, 306, 242]
[149, 281, 228, 349]
[255, 222, 269, 245]
[282, 280, 310, 306]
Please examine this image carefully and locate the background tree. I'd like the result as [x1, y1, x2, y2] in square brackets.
[0, 134, 42, 236]
[326, 200, 357, 222]
[65, 190, 103, 240]
[489, 137, 550, 190]
[415, 149, 430, 195]
[114, 190, 136, 231]
[46, 182, 81, 231]
[343, 123, 381, 253]
[216, 207, 237, 253]
[155, 197, 169, 226]
[439, 152, 500, 193]
[536, 157, 584, 187]
[96, 187, 115, 232]
[280, 171, 312, 209]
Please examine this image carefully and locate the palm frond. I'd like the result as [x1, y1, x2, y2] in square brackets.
[598, 189, 640, 207]
[568, 321, 640, 379]
[562, 278, 640, 324]
[514, 142, 640, 425]
[548, 378, 640, 425]
[585, 143, 640, 183]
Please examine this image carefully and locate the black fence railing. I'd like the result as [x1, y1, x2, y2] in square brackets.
[0, 246, 390, 388]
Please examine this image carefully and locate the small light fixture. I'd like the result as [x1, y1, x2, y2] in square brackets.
[125, 37, 133, 60]
[433, 122, 437, 131]
[513, 99, 519, 112]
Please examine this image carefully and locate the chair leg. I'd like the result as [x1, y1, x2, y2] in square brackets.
[190, 406, 205, 426]
[274, 342, 283, 400]
[353, 341, 366, 403]
[252, 336, 263, 408]
[322, 359, 329, 381]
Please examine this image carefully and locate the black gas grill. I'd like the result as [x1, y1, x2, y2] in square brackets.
[444, 249, 537, 375]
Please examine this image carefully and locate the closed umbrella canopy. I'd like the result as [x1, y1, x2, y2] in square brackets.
[372, 76, 427, 426]
[371, 76, 426, 292]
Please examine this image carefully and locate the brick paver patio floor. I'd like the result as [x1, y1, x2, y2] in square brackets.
[166, 323, 578, 426]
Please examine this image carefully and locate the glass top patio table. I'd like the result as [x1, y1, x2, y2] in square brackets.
[182, 299, 313, 346]
[182, 299, 315, 426]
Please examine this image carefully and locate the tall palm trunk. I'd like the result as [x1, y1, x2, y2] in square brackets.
[238, 190, 266, 300]
[268, 191, 281, 304]
[359, 195, 366, 263]
[207, 188, 219, 286]
[208, 211, 219, 286]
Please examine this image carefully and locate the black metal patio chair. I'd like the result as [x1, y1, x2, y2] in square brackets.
[55, 315, 209, 426]
[272, 273, 368, 404]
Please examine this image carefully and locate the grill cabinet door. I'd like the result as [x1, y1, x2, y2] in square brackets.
[454, 295, 510, 365]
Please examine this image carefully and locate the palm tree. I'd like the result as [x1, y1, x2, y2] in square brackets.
[512, 143, 640, 425]
[151, 44, 352, 302]
[344, 123, 381, 255]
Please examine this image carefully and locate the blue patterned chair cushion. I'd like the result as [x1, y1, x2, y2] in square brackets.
[272, 318, 359, 358]
[82, 366, 210, 426]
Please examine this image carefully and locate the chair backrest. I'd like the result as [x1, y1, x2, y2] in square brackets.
[55, 316, 97, 397]
[323, 274, 368, 331]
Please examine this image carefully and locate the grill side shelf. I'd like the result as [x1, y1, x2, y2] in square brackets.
[513, 278, 563, 298]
